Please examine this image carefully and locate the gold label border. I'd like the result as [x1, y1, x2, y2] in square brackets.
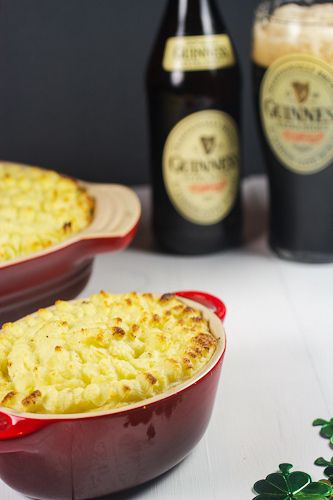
[163, 35, 235, 72]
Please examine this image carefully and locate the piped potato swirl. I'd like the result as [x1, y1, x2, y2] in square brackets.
[0, 292, 217, 414]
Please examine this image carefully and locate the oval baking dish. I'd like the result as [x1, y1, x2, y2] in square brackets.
[0, 166, 141, 325]
[0, 291, 226, 500]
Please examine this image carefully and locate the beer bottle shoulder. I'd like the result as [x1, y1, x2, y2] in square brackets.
[146, 33, 242, 94]
[146, 63, 241, 95]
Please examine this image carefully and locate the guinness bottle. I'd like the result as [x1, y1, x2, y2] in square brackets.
[253, 0, 333, 262]
[146, 0, 242, 255]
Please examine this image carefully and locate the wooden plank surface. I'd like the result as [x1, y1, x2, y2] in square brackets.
[1, 178, 332, 499]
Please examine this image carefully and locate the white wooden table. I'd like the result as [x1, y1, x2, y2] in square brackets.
[1, 177, 333, 500]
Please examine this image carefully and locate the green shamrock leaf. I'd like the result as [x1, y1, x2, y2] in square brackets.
[319, 481, 333, 499]
[315, 458, 333, 482]
[253, 464, 332, 499]
[313, 419, 333, 444]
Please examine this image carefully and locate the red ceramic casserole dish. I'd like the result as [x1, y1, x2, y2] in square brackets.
[0, 291, 227, 500]
[0, 178, 141, 325]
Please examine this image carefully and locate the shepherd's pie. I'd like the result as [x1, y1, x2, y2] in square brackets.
[0, 163, 94, 262]
[0, 292, 217, 414]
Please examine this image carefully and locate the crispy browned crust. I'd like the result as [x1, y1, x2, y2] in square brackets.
[22, 390, 42, 407]
[145, 373, 158, 385]
[193, 333, 217, 351]
[1, 391, 16, 405]
[112, 327, 126, 338]
[159, 293, 175, 303]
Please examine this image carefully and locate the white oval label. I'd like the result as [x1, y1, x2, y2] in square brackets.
[163, 110, 240, 225]
[261, 53, 333, 174]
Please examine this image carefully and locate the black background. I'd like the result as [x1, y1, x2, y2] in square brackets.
[0, 0, 261, 185]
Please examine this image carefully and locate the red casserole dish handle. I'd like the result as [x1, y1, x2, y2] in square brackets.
[72, 183, 141, 256]
[176, 291, 226, 321]
[0, 412, 54, 441]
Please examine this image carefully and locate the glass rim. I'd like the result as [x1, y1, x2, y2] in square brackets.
[255, 1, 333, 27]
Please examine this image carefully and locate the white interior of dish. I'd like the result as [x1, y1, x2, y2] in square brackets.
[0, 180, 141, 270]
[0, 297, 226, 421]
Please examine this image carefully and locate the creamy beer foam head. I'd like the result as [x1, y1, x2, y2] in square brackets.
[253, 3, 333, 67]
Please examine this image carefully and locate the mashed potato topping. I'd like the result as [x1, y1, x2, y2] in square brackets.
[0, 292, 217, 414]
[0, 163, 94, 262]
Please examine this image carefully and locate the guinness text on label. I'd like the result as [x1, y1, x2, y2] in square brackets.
[168, 154, 239, 174]
[261, 54, 333, 174]
[263, 100, 333, 125]
[163, 35, 235, 72]
[172, 45, 229, 62]
[163, 110, 240, 226]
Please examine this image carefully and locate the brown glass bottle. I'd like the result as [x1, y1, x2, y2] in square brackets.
[146, 0, 242, 255]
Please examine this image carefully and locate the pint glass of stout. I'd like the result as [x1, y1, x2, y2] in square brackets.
[252, 1, 333, 263]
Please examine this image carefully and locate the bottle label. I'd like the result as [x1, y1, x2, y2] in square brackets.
[163, 110, 240, 226]
[261, 53, 333, 175]
[163, 35, 235, 72]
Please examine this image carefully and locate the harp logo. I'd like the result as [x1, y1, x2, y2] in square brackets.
[292, 82, 309, 103]
[201, 136, 216, 155]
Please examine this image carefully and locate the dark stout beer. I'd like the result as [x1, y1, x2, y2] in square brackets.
[252, 1, 333, 262]
[146, 0, 242, 255]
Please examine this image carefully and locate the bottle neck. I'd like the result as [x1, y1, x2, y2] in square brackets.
[163, 0, 225, 36]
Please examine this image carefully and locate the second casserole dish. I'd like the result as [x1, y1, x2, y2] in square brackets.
[0, 162, 141, 324]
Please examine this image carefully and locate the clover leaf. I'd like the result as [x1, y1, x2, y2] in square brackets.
[315, 458, 333, 482]
[253, 463, 332, 499]
[313, 419, 333, 444]
[319, 480, 333, 499]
